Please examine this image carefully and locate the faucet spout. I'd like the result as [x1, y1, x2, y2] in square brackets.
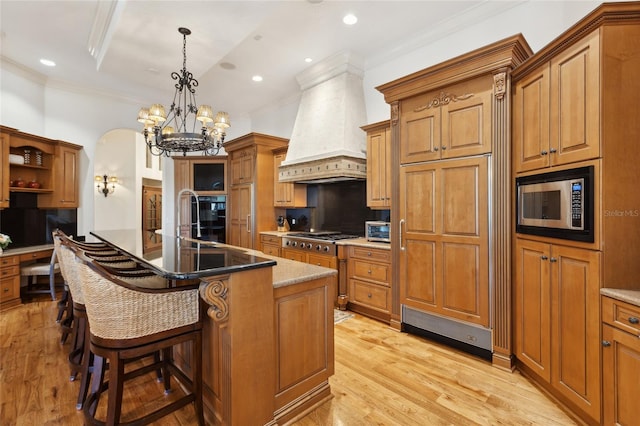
[176, 188, 201, 239]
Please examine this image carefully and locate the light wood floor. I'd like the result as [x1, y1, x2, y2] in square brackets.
[0, 296, 576, 425]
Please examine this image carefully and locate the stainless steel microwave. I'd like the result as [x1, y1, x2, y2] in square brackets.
[365, 221, 391, 242]
[516, 166, 594, 242]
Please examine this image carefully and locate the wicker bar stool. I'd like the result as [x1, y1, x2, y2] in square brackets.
[76, 250, 204, 425]
[54, 231, 113, 338]
[56, 233, 172, 412]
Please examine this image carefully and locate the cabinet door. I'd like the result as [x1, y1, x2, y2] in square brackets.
[513, 64, 551, 173]
[399, 162, 438, 309]
[229, 183, 253, 248]
[0, 133, 9, 208]
[366, 126, 391, 208]
[439, 158, 489, 326]
[273, 152, 306, 207]
[549, 30, 600, 166]
[514, 238, 551, 381]
[550, 244, 601, 421]
[440, 81, 492, 159]
[230, 149, 254, 185]
[399, 157, 489, 326]
[602, 324, 640, 426]
[39, 145, 79, 208]
[399, 92, 441, 164]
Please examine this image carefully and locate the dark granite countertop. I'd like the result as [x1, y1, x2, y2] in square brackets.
[91, 230, 276, 280]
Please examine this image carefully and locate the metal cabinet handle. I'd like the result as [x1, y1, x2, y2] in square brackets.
[602, 340, 611, 347]
[549, 148, 557, 153]
[441, 146, 446, 150]
[629, 317, 639, 325]
[367, 270, 372, 274]
[246, 215, 251, 232]
[541, 150, 548, 155]
[541, 255, 548, 260]
[433, 147, 439, 152]
[399, 219, 405, 251]
[550, 257, 558, 263]
[3, 288, 8, 293]
[367, 293, 372, 298]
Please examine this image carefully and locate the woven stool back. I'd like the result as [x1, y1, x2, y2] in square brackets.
[76, 257, 199, 341]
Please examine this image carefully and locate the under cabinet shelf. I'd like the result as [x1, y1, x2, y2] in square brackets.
[9, 188, 53, 194]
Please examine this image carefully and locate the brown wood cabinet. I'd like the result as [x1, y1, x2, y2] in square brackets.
[225, 133, 288, 250]
[513, 31, 600, 173]
[399, 156, 489, 327]
[273, 147, 306, 208]
[378, 35, 530, 358]
[602, 296, 640, 426]
[511, 4, 640, 423]
[260, 234, 281, 257]
[281, 248, 337, 269]
[361, 121, 391, 209]
[514, 239, 601, 420]
[0, 126, 82, 209]
[0, 255, 20, 310]
[346, 245, 391, 323]
[0, 133, 9, 209]
[399, 77, 493, 165]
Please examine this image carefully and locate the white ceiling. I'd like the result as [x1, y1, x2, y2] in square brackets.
[0, 0, 522, 120]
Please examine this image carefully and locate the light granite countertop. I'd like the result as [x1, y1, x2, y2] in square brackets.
[243, 247, 337, 288]
[601, 288, 640, 307]
[0, 244, 54, 257]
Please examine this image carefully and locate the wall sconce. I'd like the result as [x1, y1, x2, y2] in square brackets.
[95, 174, 117, 197]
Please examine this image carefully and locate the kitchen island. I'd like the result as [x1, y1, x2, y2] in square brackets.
[91, 230, 337, 425]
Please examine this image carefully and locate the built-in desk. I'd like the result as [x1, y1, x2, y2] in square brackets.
[91, 230, 336, 426]
[0, 245, 54, 310]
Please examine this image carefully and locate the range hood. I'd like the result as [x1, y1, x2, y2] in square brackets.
[279, 51, 367, 184]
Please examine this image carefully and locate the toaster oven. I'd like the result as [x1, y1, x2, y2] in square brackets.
[365, 221, 391, 242]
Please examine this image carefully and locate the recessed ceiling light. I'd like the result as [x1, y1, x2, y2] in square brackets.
[343, 14, 358, 25]
[39, 58, 56, 67]
[304, 58, 313, 63]
[252, 75, 263, 82]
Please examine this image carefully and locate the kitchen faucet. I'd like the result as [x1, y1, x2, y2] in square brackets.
[176, 188, 201, 238]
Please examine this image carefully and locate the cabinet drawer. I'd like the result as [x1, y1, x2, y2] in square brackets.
[0, 275, 20, 303]
[350, 279, 390, 311]
[0, 256, 19, 267]
[307, 254, 336, 269]
[1, 265, 20, 278]
[20, 249, 53, 262]
[282, 250, 305, 263]
[349, 259, 390, 284]
[260, 235, 282, 244]
[348, 246, 390, 263]
[262, 243, 281, 257]
[603, 296, 640, 335]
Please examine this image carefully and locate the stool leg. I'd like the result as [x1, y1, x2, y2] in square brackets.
[49, 269, 56, 301]
[106, 354, 125, 425]
[194, 332, 204, 425]
[161, 347, 172, 394]
[83, 354, 105, 419]
[76, 318, 92, 410]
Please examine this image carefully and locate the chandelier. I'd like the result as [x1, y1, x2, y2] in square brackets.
[136, 27, 230, 156]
